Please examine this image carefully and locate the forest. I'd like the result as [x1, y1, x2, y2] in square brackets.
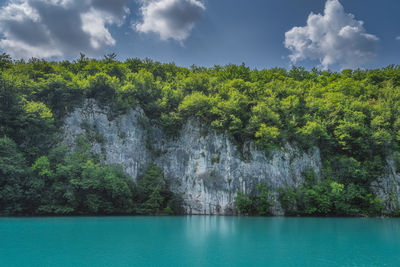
[1, 52, 400, 216]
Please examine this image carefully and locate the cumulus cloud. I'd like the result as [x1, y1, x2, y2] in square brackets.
[0, 0, 130, 59]
[284, 0, 379, 69]
[135, 0, 205, 42]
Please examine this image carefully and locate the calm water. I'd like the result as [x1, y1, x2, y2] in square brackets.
[0, 217, 399, 267]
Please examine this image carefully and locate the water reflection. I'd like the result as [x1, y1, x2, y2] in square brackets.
[0, 217, 399, 267]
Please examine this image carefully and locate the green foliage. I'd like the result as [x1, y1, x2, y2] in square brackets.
[3, 55, 400, 159]
[254, 184, 273, 215]
[0, 136, 182, 215]
[234, 183, 272, 216]
[134, 162, 183, 215]
[0, 76, 57, 162]
[86, 72, 119, 104]
[278, 176, 384, 217]
[255, 124, 280, 149]
[277, 187, 297, 215]
[28, 145, 135, 215]
[393, 152, 400, 173]
[0, 53, 12, 70]
[0, 137, 29, 215]
[1, 54, 400, 216]
[234, 192, 253, 215]
[24, 101, 54, 120]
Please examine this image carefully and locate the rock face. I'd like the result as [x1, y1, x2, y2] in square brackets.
[152, 123, 321, 215]
[372, 157, 400, 212]
[63, 100, 399, 214]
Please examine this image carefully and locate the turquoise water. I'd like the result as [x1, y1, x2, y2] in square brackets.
[0, 217, 399, 267]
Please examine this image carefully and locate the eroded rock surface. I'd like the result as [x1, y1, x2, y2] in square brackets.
[63, 100, 400, 214]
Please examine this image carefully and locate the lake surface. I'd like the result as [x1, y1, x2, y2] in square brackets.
[0, 216, 399, 267]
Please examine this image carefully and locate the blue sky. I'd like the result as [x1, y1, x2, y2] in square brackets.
[0, 0, 399, 70]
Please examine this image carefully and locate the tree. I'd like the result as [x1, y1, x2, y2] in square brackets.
[143, 185, 164, 214]
[254, 184, 272, 216]
[0, 137, 29, 215]
[234, 192, 253, 215]
[0, 53, 12, 70]
[104, 53, 117, 63]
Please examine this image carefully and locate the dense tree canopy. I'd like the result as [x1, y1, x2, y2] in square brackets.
[1, 54, 400, 216]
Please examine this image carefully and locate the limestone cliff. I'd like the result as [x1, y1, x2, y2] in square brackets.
[62, 100, 400, 214]
[372, 157, 400, 212]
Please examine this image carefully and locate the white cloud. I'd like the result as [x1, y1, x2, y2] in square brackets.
[81, 8, 116, 49]
[396, 36, 400, 41]
[284, 0, 379, 69]
[0, 0, 130, 59]
[135, 0, 205, 42]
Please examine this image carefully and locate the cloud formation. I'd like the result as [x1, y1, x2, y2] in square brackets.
[0, 0, 129, 59]
[396, 36, 400, 41]
[135, 0, 205, 42]
[284, 0, 379, 69]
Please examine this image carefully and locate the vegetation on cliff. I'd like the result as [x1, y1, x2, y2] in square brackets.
[1, 53, 400, 216]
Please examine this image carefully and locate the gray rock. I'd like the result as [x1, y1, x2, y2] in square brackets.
[62, 100, 399, 215]
[371, 156, 400, 211]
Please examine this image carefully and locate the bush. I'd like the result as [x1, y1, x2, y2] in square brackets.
[1, 56, 400, 216]
[234, 183, 272, 216]
[134, 162, 183, 215]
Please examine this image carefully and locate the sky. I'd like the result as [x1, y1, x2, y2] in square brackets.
[0, 0, 399, 70]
